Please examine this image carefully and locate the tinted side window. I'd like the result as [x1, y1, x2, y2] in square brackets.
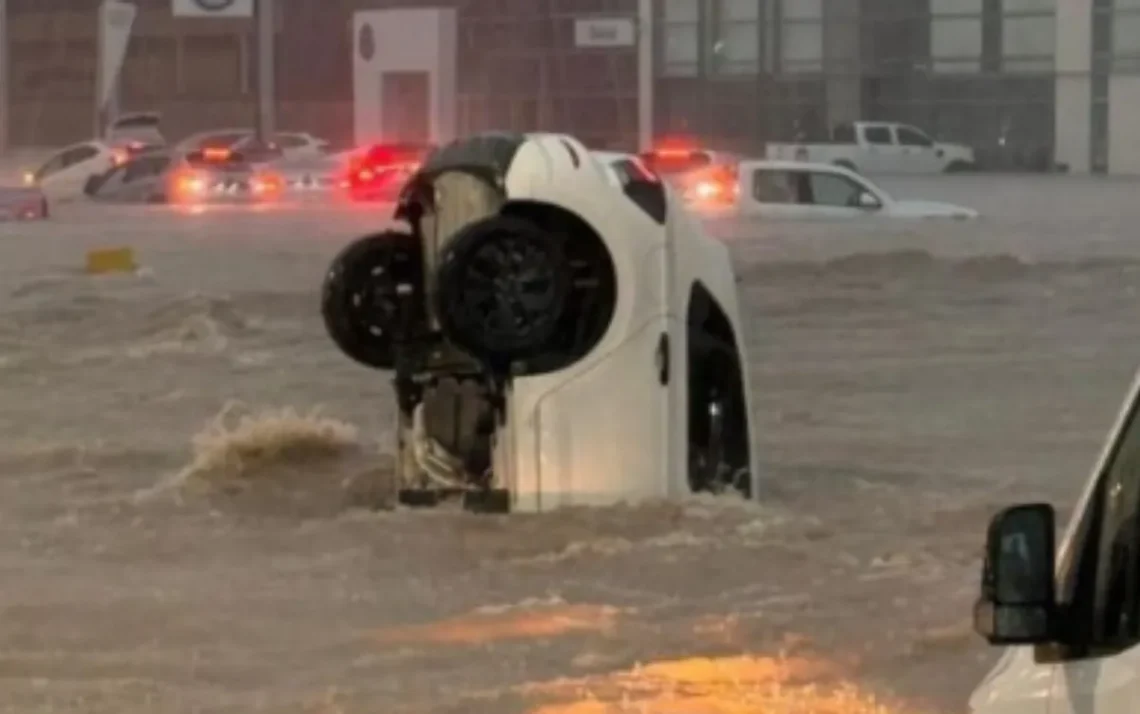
[752, 170, 796, 203]
[805, 172, 864, 207]
[124, 156, 170, 182]
[62, 145, 99, 166]
[863, 126, 893, 145]
[274, 134, 309, 149]
[897, 126, 934, 147]
[612, 158, 666, 224]
[86, 165, 125, 195]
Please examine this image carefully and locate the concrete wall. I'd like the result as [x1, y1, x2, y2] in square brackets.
[1053, 0, 1092, 172]
[1108, 76, 1140, 174]
[351, 8, 457, 146]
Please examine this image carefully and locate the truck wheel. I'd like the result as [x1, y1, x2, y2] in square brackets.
[944, 160, 973, 173]
[833, 159, 859, 173]
[688, 337, 751, 498]
[40, 199, 49, 219]
[435, 215, 570, 368]
[321, 230, 425, 370]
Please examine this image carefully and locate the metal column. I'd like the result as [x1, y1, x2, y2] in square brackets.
[254, 0, 275, 140]
[0, 0, 8, 154]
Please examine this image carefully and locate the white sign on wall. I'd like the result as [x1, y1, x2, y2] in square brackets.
[574, 18, 636, 48]
[171, 0, 254, 18]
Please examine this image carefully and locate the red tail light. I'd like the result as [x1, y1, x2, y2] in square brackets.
[251, 171, 283, 195]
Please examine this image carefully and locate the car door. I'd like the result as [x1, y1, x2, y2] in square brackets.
[799, 169, 880, 219]
[736, 164, 805, 219]
[39, 144, 103, 201]
[859, 124, 900, 173]
[1045, 377, 1140, 714]
[86, 164, 129, 200]
[118, 155, 172, 201]
[895, 125, 942, 173]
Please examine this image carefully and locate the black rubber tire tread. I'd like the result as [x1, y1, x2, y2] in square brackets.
[434, 215, 571, 366]
[321, 230, 424, 370]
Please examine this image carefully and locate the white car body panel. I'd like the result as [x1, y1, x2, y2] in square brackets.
[766, 121, 975, 174]
[477, 136, 758, 510]
[970, 370, 1140, 714]
[736, 160, 978, 220]
[31, 141, 119, 204]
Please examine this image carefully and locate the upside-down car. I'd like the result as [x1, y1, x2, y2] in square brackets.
[320, 132, 759, 513]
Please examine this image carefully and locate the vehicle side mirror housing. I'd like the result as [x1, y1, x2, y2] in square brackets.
[974, 503, 1057, 645]
[857, 191, 881, 210]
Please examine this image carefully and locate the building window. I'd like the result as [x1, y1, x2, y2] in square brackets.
[781, 0, 822, 73]
[710, 0, 761, 75]
[1002, 0, 1055, 73]
[1115, 8, 1140, 70]
[661, 0, 699, 77]
[931, 0, 983, 72]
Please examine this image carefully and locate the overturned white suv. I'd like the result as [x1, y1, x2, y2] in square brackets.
[320, 132, 759, 513]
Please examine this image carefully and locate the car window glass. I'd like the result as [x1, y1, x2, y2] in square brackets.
[611, 158, 666, 224]
[1091, 394, 1140, 642]
[34, 151, 68, 181]
[200, 133, 250, 150]
[863, 126, 893, 145]
[806, 172, 865, 207]
[273, 134, 308, 149]
[832, 123, 856, 143]
[87, 165, 126, 194]
[897, 126, 934, 147]
[124, 156, 170, 183]
[62, 145, 99, 166]
[752, 170, 796, 203]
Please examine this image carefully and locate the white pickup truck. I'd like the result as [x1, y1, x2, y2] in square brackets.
[766, 121, 976, 175]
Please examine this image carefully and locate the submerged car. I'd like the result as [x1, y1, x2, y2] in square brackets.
[25, 140, 151, 205]
[320, 132, 758, 513]
[86, 147, 283, 205]
[341, 142, 434, 201]
[24, 113, 166, 205]
[266, 153, 344, 195]
[738, 160, 978, 219]
[638, 142, 742, 211]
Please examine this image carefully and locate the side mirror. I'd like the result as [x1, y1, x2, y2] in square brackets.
[857, 191, 881, 210]
[974, 503, 1057, 645]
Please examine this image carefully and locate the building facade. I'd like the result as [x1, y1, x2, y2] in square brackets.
[5, 0, 1139, 173]
[656, 0, 1140, 173]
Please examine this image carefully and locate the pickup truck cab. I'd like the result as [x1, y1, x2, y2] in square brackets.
[970, 369, 1140, 714]
[766, 121, 975, 175]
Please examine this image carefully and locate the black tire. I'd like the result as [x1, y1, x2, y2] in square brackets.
[833, 159, 859, 173]
[944, 160, 973, 173]
[434, 215, 571, 367]
[688, 337, 751, 498]
[321, 231, 425, 370]
[39, 199, 48, 219]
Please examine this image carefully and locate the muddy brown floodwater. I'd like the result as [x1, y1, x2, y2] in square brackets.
[2, 175, 1140, 713]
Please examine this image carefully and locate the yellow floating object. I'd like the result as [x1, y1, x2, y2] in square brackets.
[85, 247, 137, 275]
